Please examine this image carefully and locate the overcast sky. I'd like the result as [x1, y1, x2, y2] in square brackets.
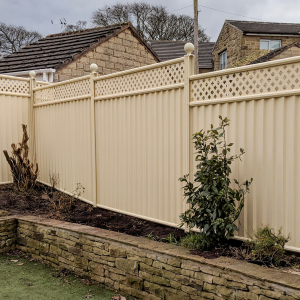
[0, 0, 299, 41]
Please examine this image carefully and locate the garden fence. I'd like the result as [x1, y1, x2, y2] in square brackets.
[0, 46, 299, 252]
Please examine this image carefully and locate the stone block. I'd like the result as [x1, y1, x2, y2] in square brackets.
[174, 274, 190, 285]
[152, 261, 181, 274]
[216, 285, 233, 297]
[109, 245, 127, 257]
[181, 285, 198, 295]
[139, 271, 170, 286]
[88, 261, 105, 276]
[110, 272, 124, 286]
[170, 280, 181, 290]
[126, 274, 144, 290]
[49, 245, 61, 255]
[140, 262, 163, 276]
[236, 290, 259, 300]
[115, 258, 139, 275]
[119, 283, 132, 295]
[131, 289, 149, 299]
[194, 272, 213, 283]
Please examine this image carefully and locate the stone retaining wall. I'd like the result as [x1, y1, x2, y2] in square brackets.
[0, 217, 16, 253]
[1, 216, 300, 300]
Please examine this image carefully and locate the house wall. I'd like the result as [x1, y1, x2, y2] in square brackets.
[269, 45, 300, 61]
[212, 22, 243, 71]
[213, 22, 300, 71]
[241, 35, 300, 59]
[54, 29, 158, 82]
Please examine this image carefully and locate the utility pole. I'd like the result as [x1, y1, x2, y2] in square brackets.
[193, 0, 199, 74]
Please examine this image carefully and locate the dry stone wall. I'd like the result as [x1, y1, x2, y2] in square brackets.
[0, 217, 16, 253]
[1, 216, 300, 300]
[54, 29, 158, 82]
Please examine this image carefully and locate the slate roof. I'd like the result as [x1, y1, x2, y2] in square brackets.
[249, 42, 300, 64]
[227, 20, 300, 35]
[148, 40, 215, 69]
[0, 22, 160, 74]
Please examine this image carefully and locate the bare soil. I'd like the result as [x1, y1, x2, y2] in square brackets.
[1, 183, 300, 271]
[0, 183, 186, 241]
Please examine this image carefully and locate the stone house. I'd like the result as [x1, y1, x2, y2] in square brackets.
[149, 40, 215, 73]
[0, 22, 160, 82]
[213, 20, 300, 71]
[228, 42, 300, 68]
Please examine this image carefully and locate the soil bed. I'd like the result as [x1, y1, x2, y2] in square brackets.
[1, 183, 300, 269]
[0, 183, 185, 241]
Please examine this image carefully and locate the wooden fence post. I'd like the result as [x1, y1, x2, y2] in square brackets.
[90, 64, 98, 207]
[183, 43, 195, 232]
[29, 71, 36, 164]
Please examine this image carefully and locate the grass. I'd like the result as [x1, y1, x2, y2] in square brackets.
[0, 253, 124, 300]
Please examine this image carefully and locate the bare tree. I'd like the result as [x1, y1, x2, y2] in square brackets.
[91, 2, 210, 42]
[63, 21, 87, 33]
[0, 22, 42, 58]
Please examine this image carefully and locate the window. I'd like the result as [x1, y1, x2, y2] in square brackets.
[219, 50, 227, 70]
[260, 39, 281, 50]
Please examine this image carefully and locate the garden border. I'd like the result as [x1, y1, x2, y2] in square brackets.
[0, 215, 299, 300]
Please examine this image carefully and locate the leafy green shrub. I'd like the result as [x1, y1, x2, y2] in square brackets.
[179, 116, 253, 250]
[248, 225, 290, 266]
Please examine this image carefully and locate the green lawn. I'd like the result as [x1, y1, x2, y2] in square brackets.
[0, 253, 123, 300]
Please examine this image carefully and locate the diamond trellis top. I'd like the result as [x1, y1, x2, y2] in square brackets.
[0, 77, 30, 94]
[95, 62, 185, 97]
[34, 79, 90, 103]
[190, 62, 300, 101]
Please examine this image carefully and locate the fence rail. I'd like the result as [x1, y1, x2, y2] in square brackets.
[1, 46, 300, 251]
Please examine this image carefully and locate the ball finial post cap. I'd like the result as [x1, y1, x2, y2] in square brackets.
[29, 71, 36, 78]
[90, 63, 98, 73]
[184, 43, 194, 55]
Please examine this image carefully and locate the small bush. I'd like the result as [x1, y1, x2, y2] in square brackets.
[248, 225, 290, 266]
[3, 124, 38, 191]
[43, 173, 85, 214]
[180, 233, 211, 250]
[179, 116, 252, 250]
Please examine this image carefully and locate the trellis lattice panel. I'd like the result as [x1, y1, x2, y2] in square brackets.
[95, 61, 185, 97]
[190, 96, 300, 249]
[34, 78, 90, 103]
[36, 82, 50, 88]
[190, 61, 300, 101]
[34, 98, 94, 203]
[0, 77, 30, 94]
[95, 87, 187, 226]
[0, 94, 30, 182]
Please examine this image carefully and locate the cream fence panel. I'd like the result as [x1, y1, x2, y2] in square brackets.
[95, 88, 187, 226]
[33, 76, 95, 205]
[93, 57, 191, 227]
[0, 75, 31, 184]
[190, 82, 300, 250]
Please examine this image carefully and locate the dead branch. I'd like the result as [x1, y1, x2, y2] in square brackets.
[3, 124, 38, 191]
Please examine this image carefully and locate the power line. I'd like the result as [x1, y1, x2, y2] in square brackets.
[169, 3, 268, 22]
